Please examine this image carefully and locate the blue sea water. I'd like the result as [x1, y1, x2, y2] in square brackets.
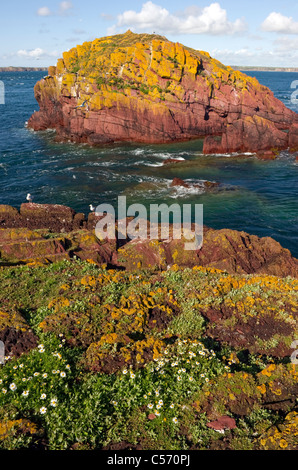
[0, 70, 297, 256]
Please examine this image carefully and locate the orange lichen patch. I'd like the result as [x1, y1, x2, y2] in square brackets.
[62, 48, 78, 72]
[195, 371, 261, 419]
[48, 66, 57, 77]
[0, 309, 28, 332]
[74, 286, 180, 373]
[56, 58, 66, 74]
[47, 297, 70, 312]
[256, 364, 298, 413]
[258, 412, 298, 450]
[76, 42, 91, 59]
[84, 334, 166, 374]
[194, 271, 298, 357]
[185, 50, 200, 76]
[0, 419, 38, 441]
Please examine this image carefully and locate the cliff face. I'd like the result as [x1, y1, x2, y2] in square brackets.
[28, 30, 298, 153]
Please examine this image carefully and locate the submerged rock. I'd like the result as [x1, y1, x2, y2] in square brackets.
[28, 31, 298, 154]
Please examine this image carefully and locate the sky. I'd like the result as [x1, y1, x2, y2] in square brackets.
[1, 0, 298, 67]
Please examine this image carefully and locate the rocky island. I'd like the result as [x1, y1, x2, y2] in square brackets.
[28, 30, 298, 154]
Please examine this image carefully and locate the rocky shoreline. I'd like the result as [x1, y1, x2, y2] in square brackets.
[0, 202, 297, 278]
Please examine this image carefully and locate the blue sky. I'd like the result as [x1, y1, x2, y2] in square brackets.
[1, 0, 298, 67]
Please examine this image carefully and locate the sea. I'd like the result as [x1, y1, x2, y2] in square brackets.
[0, 70, 297, 257]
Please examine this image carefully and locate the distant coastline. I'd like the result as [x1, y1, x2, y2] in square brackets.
[0, 65, 298, 72]
[0, 67, 47, 72]
[231, 66, 298, 72]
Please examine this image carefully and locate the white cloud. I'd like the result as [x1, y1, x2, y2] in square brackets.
[59, 1, 73, 15]
[17, 48, 59, 60]
[261, 12, 298, 34]
[274, 36, 298, 52]
[110, 1, 247, 36]
[37, 6, 52, 17]
[37, 2, 73, 17]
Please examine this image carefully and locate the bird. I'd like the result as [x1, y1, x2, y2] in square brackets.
[26, 193, 33, 203]
[75, 100, 87, 109]
[89, 204, 95, 212]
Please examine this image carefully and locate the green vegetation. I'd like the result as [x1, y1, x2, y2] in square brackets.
[0, 259, 297, 450]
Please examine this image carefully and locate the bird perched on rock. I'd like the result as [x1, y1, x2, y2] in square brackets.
[26, 193, 33, 203]
[89, 204, 95, 212]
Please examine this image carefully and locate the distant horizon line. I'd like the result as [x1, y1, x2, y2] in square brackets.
[0, 65, 298, 72]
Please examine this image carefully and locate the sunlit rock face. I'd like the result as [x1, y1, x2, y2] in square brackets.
[28, 30, 298, 153]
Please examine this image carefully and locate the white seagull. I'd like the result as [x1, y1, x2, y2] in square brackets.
[75, 100, 87, 109]
[89, 204, 95, 212]
[26, 193, 33, 203]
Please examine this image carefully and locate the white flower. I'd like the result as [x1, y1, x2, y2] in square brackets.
[60, 372, 66, 378]
[130, 373, 135, 379]
[41, 393, 47, 400]
[172, 417, 178, 424]
[34, 372, 39, 377]
[40, 407, 47, 414]
[122, 369, 128, 375]
[9, 383, 17, 391]
[42, 373, 48, 378]
[147, 404, 154, 409]
[2, 389, 7, 394]
[50, 399, 58, 407]
[22, 390, 29, 397]
[170, 403, 175, 409]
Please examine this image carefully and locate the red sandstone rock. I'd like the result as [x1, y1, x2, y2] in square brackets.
[27, 32, 298, 154]
[207, 416, 236, 431]
[0, 205, 297, 279]
[163, 159, 183, 165]
[170, 178, 190, 188]
[256, 151, 277, 160]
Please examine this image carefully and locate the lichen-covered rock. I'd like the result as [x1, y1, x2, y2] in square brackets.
[28, 31, 298, 153]
[117, 225, 298, 278]
[258, 411, 298, 450]
[0, 309, 38, 358]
